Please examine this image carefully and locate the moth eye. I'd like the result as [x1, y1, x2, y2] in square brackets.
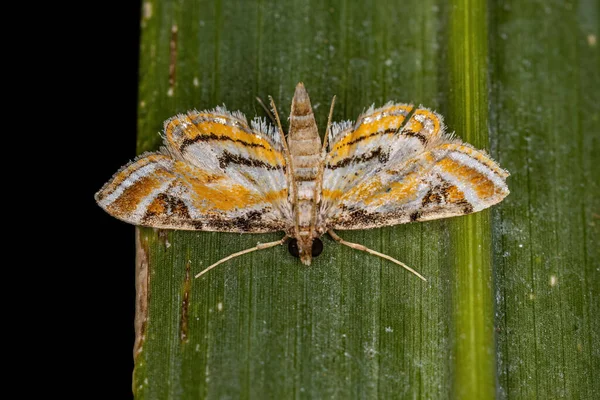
[288, 239, 300, 258]
[311, 238, 323, 257]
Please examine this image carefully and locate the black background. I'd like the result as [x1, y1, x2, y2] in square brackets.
[81, 2, 141, 397]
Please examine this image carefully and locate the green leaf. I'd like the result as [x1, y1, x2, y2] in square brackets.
[446, 1, 496, 398]
[132, 0, 599, 398]
[490, 1, 600, 398]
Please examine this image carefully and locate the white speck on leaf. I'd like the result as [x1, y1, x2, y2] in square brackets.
[193, 77, 199, 87]
[385, 59, 393, 66]
[217, 302, 223, 311]
[385, 326, 393, 333]
[588, 34, 597, 47]
[550, 275, 557, 286]
[364, 343, 378, 357]
[167, 87, 174, 97]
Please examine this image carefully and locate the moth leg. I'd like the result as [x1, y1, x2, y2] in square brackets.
[195, 235, 289, 278]
[327, 230, 427, 282]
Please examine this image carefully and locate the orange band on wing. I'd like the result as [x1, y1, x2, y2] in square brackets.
[107, 170, 172, 214]
[166, 114, 285, 167]
[322, 188, 344, 202]
[329, 108, 413, 166]
[438, 143, 508, 178]
[337, 170, 421, 208]
[332, 104, 413, 151]
[105, 155, 160, 192]
[445, 185, 466, 203]
[437, 158, 498, 199]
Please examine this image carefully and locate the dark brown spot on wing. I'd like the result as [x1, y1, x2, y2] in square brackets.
[217, 150, 281, 171]
[337, 126, 426, 149]
[327, 147, 389, 170]
[205, 209, 277, 231]
[143, 193, 191, 224]
[421, 190, 442, 207]
[180, 132, 268, 152]
[457, 200, 474, 214]
[191, 221, 203, 230]
[331, 206, 395, 227]
[340, 128, 396, 147]
[402, 130, 428, 145]
[409, 211, 421, 221]
[421, 177, 474, 214]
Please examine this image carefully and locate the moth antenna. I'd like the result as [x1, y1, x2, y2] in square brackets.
[269, 95, 298, 234]
[322, 95, 336, 153]
[195, 236, 288, 278]
[268, 96, 288, 149]
[328, 230, 427, 281]
[311, 95, 337, 232]
[255, 96, 276, 124]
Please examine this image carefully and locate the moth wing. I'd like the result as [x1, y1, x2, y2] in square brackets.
[323, 103, 453, 213]
[162, 107, 289, 212]
[322, 106, 509, 229]
[96, 153, 290, 232]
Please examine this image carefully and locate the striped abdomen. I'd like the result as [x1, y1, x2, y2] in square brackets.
[287, 83, 321, 261]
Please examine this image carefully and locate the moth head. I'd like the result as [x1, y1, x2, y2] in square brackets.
[288, 237, 323, 266]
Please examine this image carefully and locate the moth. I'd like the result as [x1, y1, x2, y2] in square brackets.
[96, 83, 509, 280]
